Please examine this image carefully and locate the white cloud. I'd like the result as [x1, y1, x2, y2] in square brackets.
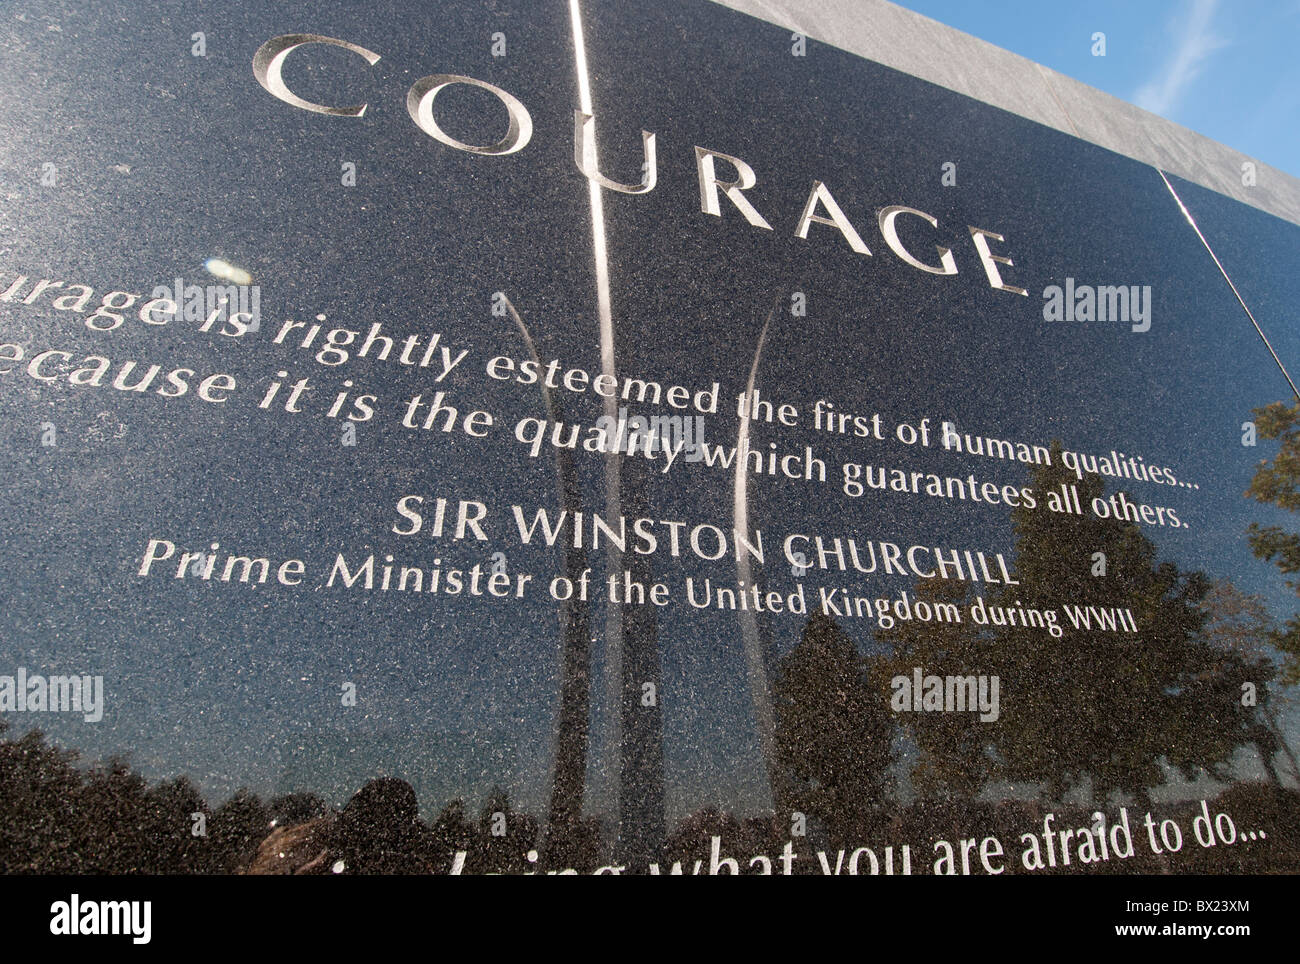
[1134, 0, 1228, 116]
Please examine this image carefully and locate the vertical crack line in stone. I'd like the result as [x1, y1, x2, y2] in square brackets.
[1157, 168, 1300, 401]
[569, 0, 625, 837]
[1035, 63, 1081, 139]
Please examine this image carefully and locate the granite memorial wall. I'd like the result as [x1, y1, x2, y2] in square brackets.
[0, 0, 1297, 875]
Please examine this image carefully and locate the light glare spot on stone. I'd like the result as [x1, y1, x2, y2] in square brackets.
[204, 257, 253, 286]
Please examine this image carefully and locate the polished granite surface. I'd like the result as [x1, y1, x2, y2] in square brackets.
[0, 0, 1296, 873]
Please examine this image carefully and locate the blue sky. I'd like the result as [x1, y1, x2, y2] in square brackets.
[891, 0, 1300, 178]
